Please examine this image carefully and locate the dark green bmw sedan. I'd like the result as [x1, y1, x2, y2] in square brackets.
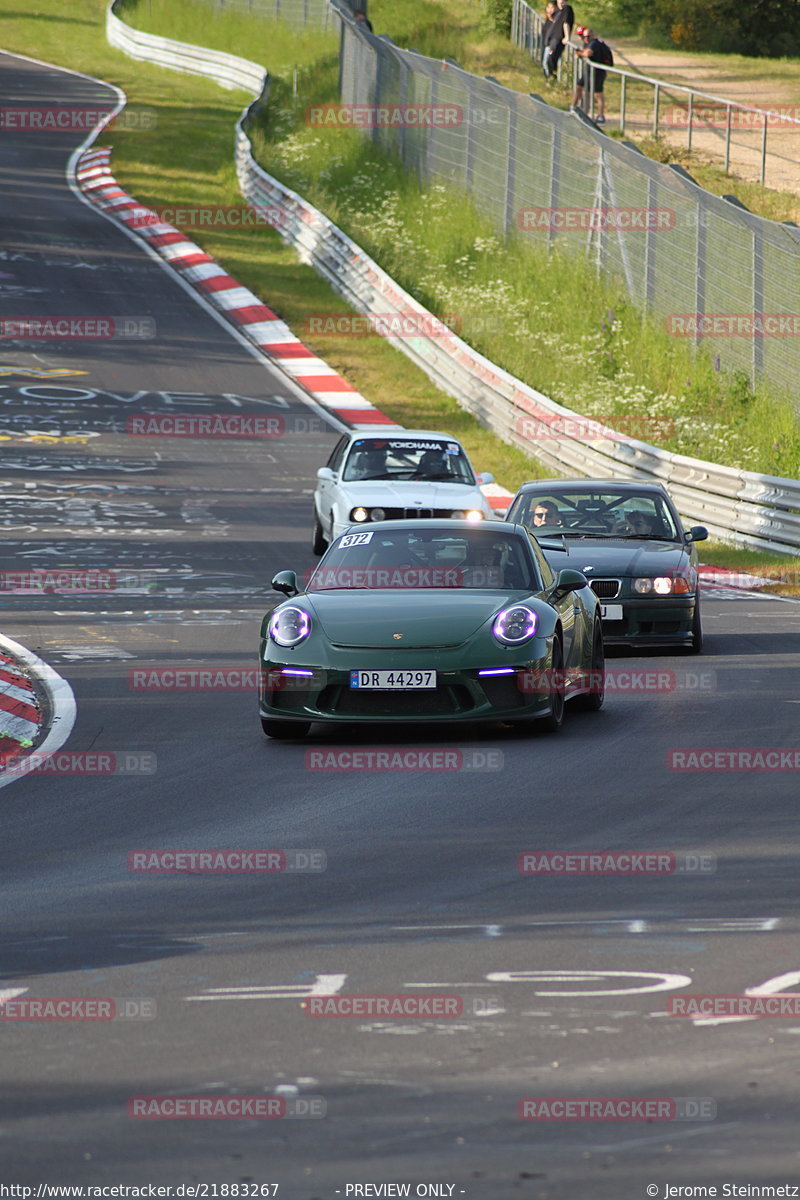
[505, 480, 708, 652]
[259, 521, 604, 739]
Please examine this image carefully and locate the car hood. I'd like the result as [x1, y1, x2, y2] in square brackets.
[340, 481, 484, 508]
[302, 589, 526, 648]
[540, 538, 689, 576]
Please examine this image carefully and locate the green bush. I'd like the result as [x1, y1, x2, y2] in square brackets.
[611, 0, 800, 56]
[483, 0, 513, 36]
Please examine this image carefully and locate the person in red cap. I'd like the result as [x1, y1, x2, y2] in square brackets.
[572, 26, 613, 123]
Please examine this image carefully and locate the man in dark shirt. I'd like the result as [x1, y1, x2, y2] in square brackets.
[572, 25, 613, 122]
[543, 0, 574, 79]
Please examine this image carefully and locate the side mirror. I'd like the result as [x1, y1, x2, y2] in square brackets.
[553, 568, 588, 596]
[477, 471, 495, 485]
[272, 569, 299, 597]
[685, 525, 708, 543]
[317, 466, 335, 482]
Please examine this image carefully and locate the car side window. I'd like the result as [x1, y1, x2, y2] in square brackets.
[326, 437, 348, 473]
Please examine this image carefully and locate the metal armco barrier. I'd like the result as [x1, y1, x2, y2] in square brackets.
[107, 0, 800, 554]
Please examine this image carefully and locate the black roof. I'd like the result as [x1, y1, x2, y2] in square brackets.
[514, 478, 670, 495]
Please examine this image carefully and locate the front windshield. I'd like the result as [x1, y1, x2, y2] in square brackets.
[341, 437, 475, 484]
[308, 528, 537, 591]
[511, 489, 680, 540]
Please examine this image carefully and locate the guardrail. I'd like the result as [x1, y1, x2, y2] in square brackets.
[511, 0, 800, 187]
[106, 0, 800, 554]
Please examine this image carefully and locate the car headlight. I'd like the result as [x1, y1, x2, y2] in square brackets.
[466, 509, 484, 523]
[370, 507, 386, 521]
[451, 510, 465, 519]
[268, 605, 311, 647]
[633, 576, 692, 595]
[351, 507, 368, 522]
[493, 605, 538, 645]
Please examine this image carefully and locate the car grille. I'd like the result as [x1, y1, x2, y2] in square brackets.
[590, 579, 621, 599]
[479, 674, 527, 709]
[358, 508, 468, 521]
[320, 685, 473, 717]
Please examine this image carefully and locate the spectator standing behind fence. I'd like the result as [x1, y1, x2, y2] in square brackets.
[541, 3, 557, 77]
[543, 0, 574, 80]
[354, 9, 373, 32]
[572, 25, 613, 123]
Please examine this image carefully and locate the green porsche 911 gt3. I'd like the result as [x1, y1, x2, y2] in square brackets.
[259, 521, 604, 739]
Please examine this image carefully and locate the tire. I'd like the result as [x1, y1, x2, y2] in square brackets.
[689, 597, 703, 654]
[572, 619, 604, 711]
[261, 717, 311, 739]
[311, 509, 328, 557]
[539, 636, 565, 733]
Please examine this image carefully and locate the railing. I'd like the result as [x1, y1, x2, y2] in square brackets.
[105, 0, 800, 553]
[511, 0, 800, 188]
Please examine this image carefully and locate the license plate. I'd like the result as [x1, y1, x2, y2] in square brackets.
[350, 669, 436, 690]
[600, 604, 623, 620]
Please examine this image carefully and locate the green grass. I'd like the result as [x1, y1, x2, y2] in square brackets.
[120, 0, 800, 480]
[1, 0, 799, 579]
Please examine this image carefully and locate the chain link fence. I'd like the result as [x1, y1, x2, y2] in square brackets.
[338, 13, 800, 407]
[195, 0, 340, 30]
[512, 0, 800, 190]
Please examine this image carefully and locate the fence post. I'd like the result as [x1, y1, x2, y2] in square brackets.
[653, 82, 660, 137]
[724, 104, 732, 172]
[620, 73, 626, 135]
[761, 112, 768, 185]
[548, 121, 560, 252]
[687, 91, 693, 152]
[753, 227, 764, 381]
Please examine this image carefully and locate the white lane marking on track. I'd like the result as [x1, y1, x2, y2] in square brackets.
[185, 973, 347, 1002]
[692, 969, 800, 1027]
[0, 989, 28, 1005]
[485, 970, 693, 996]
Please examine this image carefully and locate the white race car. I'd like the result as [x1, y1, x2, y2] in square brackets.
[312, 429, 496, 554]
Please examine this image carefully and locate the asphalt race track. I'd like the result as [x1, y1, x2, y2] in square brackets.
[2, 49, 800, 1200]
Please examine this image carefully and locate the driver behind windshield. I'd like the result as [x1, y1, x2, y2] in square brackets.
[531, 500, 562, 528]
[350, 447, 387, 480]
[625, 509, 657, 535]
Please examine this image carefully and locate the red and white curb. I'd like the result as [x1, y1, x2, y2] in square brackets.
[74, 147, 399, 431]
[73, 146, 511, 512]
[0, 653, 41, 765]
[0, 635, 77, 790]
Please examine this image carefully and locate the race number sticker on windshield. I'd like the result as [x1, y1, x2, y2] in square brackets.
[339, 531, 374, 548]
